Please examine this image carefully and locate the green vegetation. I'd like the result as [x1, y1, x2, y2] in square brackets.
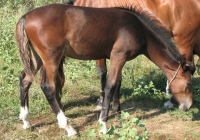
[86, 111, 148, 140]
[0, 0, 200, 139]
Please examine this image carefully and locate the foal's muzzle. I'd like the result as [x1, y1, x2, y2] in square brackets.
[179, 98, 192, 111]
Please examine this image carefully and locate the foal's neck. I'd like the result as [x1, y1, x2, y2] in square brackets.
[144, 32, 181, 82]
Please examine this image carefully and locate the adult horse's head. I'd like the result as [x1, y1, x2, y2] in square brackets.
[167, 55, 193, 111]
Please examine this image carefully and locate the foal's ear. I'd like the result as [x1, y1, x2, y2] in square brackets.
[180, 54, 186, 70]
[186, 61, 195, 74]
[180, 54, 195, 73]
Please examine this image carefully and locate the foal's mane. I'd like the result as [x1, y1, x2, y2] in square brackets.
[118, 7, 181, 63]
[69, 1, 181, 63]
[65, 0, 75, 5]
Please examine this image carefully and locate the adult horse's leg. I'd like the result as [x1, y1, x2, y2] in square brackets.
[99, 56, 126, 134]
[40, 60, 77, 137]
[95, 59, 107, 110]
[194, 39, 200, 74]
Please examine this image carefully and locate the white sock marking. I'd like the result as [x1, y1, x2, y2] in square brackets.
[98, 112, 107, 134]
[19, 106, 31, 129]
[57, 110, 77, 137]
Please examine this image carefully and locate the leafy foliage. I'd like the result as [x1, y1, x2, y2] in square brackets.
[122, 66, 168, 104]
[86, 111, 149, 139]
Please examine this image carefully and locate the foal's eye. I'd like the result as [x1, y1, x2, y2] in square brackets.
[183, 82, 192, 93]
[186, 82, 192, 86]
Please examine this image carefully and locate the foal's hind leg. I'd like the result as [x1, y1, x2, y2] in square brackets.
[56, 57, 65, 108]
[40, 61, 76, 137]
[19, 55, 42, 129]
[19, 71, 33, 129]
[95, 59, 107, 110]
[39, 58, 65, 108]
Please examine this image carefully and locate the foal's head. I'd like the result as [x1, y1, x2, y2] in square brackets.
[169, 55, 193, 111]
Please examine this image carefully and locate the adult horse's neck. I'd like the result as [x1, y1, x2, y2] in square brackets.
[74, 0, 146, 8]
[73, 0, 158, 15]
[73, 0, 171, 31]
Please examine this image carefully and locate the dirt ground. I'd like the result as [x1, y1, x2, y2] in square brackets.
[1, 95, 200, 140]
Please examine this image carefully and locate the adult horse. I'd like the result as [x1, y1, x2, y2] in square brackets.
[16, 4, 192, 136]
[73, 0, 200, 109]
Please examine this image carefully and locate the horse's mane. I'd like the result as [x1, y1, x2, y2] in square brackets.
[65, 0, 75, 5]
[70, 1, 181, 63]
[120, 7, 181, 63]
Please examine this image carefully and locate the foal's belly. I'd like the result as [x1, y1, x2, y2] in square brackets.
[64, 44, 109, 60]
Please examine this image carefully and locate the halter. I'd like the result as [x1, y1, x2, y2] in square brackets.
[166, 64, 181, 95]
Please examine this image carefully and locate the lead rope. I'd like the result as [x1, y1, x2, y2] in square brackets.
[166, 64, 181, 96]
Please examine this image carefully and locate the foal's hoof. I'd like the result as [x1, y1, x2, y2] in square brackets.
[98, 119, 107, 134]
[23, 122, 32, 129]
[66, 125, 78, 137]
[19, 117, 32, 129]
[68, 134, 78, 139]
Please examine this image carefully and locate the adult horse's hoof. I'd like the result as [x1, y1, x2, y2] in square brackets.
[95, 105, 102, 111]
[162, 100, 174, 109]
[95, 98, 103, 111]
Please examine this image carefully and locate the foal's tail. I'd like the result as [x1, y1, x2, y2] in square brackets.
[15, 16, 34, 78]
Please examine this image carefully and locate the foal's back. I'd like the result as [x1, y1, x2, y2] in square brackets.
[24, 4, 145, 60]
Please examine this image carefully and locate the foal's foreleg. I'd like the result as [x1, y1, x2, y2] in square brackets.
[99, 58, 125, 134]
[40, 64, 77, 137]
[112, 74, 122, 120]
[95, 59, 107, 110]
[19, 70, 32, 129]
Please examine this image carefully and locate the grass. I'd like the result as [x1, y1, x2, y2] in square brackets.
[0, 0, 200, 139]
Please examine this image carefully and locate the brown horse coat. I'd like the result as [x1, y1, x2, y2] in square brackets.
[74, 0, 200, 61]
[15, 4, 192, 136]
[74, 0, 200, 109]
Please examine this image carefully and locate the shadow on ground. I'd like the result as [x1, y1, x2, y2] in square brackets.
[31, 70, 200, 132]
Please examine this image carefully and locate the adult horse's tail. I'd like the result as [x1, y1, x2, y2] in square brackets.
[15, 16, 39, 78]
